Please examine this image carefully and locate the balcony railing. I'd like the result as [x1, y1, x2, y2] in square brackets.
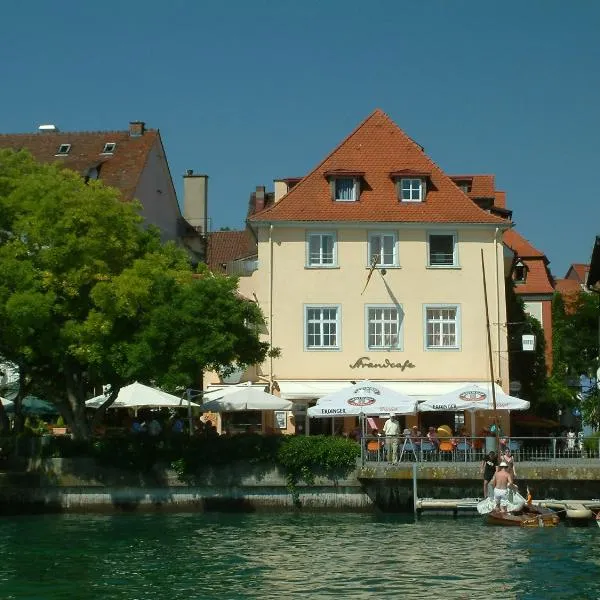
[362, 435, 600, 465]
[225, 258, 258, 277]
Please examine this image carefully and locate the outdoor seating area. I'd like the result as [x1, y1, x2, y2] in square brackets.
[362, 434, 600, 464]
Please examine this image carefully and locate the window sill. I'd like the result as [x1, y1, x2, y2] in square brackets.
[364, 265, 401, 269]
[426, 265, 461, 270]
[366, 347, 404, 352]
[305, 347, 341, 352]
[425, 346, 461, 351]
[305, 265, 340, 270]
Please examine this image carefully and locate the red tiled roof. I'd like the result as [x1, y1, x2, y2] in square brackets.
[0, 128, 158, 200]
[503, 229, 545, 258]
[513, 259, 555, 294]
[249, 110, 506, 225]
[554, 278, 582, 295]
[494, 191, 506, 209]
[565, 263, 589, 283]
[206, 230, 256, 273]
[449, 174, 495, 199]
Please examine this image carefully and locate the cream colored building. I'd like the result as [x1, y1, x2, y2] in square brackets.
[209, 110, 513, 436]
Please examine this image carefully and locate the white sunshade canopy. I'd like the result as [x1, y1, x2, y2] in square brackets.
[417, 383, 530, 412]
[201, 385, 293, 412]
[307, 380, 417, 418]
[85, 382, 200, 409]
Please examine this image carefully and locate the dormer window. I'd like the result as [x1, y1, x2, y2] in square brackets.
[55, 143, 71, 156]
[102, 142, 116, 154]
[334, 177, 358, 201]
[458, 182, 471, 194]
[324, 170, 364, 202]
[514, 261, 527, 283]
[390, 170, 430, 203]
[400, 178, 424, 202]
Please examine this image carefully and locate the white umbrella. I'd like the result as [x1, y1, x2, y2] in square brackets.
[307, 380, 416, 418]
[85, 382, 200, 409]
[417, 383, 530, 412]
[200, 386, 293, 412]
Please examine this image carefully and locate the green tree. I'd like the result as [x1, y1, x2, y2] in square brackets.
[505, 282, 548, 411]
[0, 150, 270, 439]
[549, 290, 600, 422]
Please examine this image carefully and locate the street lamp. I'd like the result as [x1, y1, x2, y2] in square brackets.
[183, 388, 204, 437]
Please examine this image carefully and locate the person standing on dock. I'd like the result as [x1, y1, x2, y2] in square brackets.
[480, 451, 497, 499]
[383, 413, 400, 464]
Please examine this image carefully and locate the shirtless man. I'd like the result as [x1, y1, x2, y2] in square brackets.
[490, 461, 515, 512]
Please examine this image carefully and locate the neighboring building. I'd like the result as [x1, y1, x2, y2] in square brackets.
[0, 122, 204, 262]
[556, 263, 590, 296]
[502, 229, 555, 371]
[587, 237, 600, 292]
[210, 109, 513, 436]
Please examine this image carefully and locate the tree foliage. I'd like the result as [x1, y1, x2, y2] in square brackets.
[505, 281, 548, 411]
[0, 150, 270, 438]
[550, 290, 600, 423]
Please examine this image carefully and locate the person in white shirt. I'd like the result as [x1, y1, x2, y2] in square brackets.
[383, 413, 400, 464]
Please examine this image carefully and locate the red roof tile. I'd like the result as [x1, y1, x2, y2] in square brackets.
[513, 259, 555, 294]
[206, 230, 256, 273]
[494, 191, 506, 209]
[503, 229, 545, 258]
[250, 110, 506, 225]
[565, 263, 589, 283]
[554, 278, 582, 295]
[0, 128, 158, 201]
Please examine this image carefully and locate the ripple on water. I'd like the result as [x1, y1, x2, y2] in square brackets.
[0, 512, 599, 599]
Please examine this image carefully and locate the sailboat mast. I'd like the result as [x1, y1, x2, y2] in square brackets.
[481, 249, 500, 451]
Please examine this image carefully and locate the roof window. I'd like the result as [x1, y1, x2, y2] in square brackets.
[102, 142, 116, 154]
[55, 143, 71, 156]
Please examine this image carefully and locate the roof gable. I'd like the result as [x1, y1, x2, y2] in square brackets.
[0, 128, 158, 201]
[249, 110, 505, 225]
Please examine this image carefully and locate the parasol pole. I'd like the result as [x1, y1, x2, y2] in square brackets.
[481, 249, 500, 454]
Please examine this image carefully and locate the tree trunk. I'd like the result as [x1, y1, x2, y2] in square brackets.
[64, 372, 92, 441]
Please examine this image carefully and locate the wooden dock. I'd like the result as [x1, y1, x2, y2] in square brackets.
[416, 498, 600, 524]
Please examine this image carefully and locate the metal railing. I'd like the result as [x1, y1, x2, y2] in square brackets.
[362, 435, 600, 465]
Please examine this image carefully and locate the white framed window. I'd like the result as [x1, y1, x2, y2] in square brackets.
[428, 232, 458, 267]
[102, 142, 116, 154]
[334, 177, 358, 201]
[305, 305, 340, 350]
[424, 305, 460, 350]
[55, 143, 71, 155]
[368, 232, 398, 267]
[307, 232, 337, 267]
[400, 178, 424, 202]
[366, 305, 403, 350]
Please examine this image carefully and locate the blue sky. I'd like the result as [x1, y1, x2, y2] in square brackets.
[1, 0, 598, 277]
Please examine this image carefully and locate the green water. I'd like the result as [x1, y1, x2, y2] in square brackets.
[0, 512, 598, 600]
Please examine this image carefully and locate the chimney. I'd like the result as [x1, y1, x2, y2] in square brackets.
[38, 124, 58, 133]
[273, 180, 289, 203]
[183, 170, 209, 235]
[255, 185, 266, 212]
[129, 121, 145, 137]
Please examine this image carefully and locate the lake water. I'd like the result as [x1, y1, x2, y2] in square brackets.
[0, 512, 598, 600]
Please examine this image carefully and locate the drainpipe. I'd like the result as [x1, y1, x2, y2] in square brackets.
[269, 224, 274, 394]
[494, 227, 501, 388]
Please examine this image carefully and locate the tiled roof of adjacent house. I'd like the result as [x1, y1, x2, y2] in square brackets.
[504, 229, 554, 294]
[0, 125, 158, 201]
[206, 230, 256, 273]
[249, 110, 506, 225]
[554, 278, 583, 295]
[565, 263, 589, 283]
[503, 229, 545, 258]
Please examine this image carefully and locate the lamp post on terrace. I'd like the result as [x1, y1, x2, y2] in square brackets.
[184, 388, 204, 437]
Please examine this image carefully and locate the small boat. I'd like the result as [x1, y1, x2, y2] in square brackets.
[486, 504, 560, 528]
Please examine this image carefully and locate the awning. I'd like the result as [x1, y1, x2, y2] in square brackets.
[277, 380, 505, 402]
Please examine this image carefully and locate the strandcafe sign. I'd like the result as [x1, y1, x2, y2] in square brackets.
[349, 356, 416, 371]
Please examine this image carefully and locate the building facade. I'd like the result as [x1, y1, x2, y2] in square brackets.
[214, 110, 512, 435]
